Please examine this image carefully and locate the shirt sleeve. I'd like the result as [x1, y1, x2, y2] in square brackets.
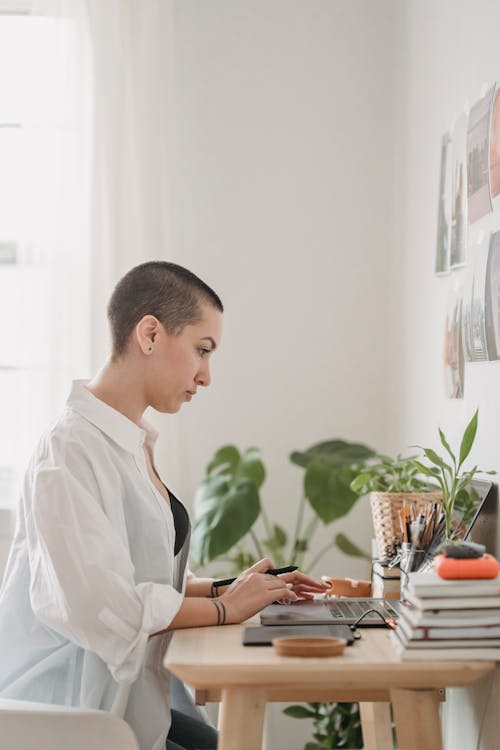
[25, 439, 183, 684]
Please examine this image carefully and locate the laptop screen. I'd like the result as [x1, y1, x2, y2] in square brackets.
[417, 479, 497, 571]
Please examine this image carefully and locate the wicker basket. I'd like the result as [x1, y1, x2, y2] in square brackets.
[370, 491, 443, 560]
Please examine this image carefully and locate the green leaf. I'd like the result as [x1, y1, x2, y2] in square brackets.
[290, 440, 375, 469]
[349, 473, 372, 494]
[411, 460, 437, 478]
[334, 533, 370, 559]
[206, 445, 240, 477]
[421, 448, 451, 474]
[459, 410, 478, 468]
[294, 538, 308, 553]
[438, 427, 455, 464]
[304, 462, 359, 524]
[190, 478, 260, 564]
[236, 447, 266, 488]
[283, 705, 318, 719]
[272, 523, 287, 547]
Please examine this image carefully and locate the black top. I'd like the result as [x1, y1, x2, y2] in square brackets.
[167, 489, 191, 556]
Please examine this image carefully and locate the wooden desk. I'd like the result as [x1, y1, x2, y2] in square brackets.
[165, 624, 495, 750]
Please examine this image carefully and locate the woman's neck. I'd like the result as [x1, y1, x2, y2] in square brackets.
[87, 359, 147, 425]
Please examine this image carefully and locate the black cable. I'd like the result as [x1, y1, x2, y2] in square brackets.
[350, 608, 398, 635]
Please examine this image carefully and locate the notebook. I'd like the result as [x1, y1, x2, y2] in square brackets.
[260, 597, 402, 626]
[243, 623, 355, 646]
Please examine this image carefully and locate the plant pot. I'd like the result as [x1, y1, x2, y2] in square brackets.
[370, 491, 442, 561]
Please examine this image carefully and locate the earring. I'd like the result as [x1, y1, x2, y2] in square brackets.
[148, 347, 153, 353]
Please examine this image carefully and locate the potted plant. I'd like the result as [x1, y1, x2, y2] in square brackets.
[412, 409, 495, 540]
[350, 454, 442, 561]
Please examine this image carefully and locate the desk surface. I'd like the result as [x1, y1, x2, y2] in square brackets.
[165, 623, 497, 750]
[165, 622, 495, 691]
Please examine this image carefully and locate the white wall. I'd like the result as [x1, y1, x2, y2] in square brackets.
[172, 0, 400, 584]
[387, 2, 500, 748]
[171, 2, 400, 747]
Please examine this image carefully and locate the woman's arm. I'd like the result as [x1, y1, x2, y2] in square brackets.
[184, 577, 213, 597]
[152, 564, 299, 635]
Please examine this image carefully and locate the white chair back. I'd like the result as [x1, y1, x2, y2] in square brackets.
[0, 698, 140, 750]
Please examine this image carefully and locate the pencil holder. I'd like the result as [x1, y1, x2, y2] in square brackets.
[399, 542, 427, 596]
[370, 491, 442, 560]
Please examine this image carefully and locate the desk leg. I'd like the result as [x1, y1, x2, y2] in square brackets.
[217, 687, 266, 750]
[359, 702, 394, 750]
[390, 688, 442, 750]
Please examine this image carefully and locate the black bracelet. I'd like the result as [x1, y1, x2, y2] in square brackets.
[218, 600, 227, 626]
[210, 581, 219, 598]
[211, 599, 221, 626]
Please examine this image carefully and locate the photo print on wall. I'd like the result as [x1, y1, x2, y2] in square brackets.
[467, 85, 495, 224]
[436, 81, 500, 399]
[490, 85, 500, 209]
[485, 229, 500, 359]
[444, 284, 465, 398]
[462, 234, 490, 363]
[450, 112, 468, 268]
[436, 132, 452, 275]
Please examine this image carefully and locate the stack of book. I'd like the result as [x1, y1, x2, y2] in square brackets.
[371, 560, 401, 599]
[391, 570, 500, 660]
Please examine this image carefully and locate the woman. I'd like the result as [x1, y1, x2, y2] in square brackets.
[0, 261, 328, 750]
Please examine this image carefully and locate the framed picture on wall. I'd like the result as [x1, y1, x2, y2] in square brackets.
[467, 85, 494, 224]
[462, 234, 490, 362]
[435, 132, 452, 275]
[489, 84, 500, 212]
[443, 284, 465, 398]
[485, 229, 500, 359]
[450, 112, 468, 268]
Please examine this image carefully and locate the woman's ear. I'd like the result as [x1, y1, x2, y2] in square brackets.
[135, 315, 161, 355]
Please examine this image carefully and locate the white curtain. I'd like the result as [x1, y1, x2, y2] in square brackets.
[87, 0, 181, 488]
[86, 0, 178, 370]
[0, 0, 92, 507]
[0, 0, 181, 509]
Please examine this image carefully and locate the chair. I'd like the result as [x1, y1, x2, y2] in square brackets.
[0, 698, 140, 750]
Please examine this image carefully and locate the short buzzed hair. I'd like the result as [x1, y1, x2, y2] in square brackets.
[108, 261, 223, 359]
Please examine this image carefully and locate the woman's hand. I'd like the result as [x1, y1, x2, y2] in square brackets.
[238, 557, 275, 577]
[220, 568, 298, 624]
[276, 570, 330, 601]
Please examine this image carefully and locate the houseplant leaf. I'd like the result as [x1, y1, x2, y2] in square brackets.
[458, 409, 478, 467]
[235, 446, 266, 488]
[290, 440, 374, 469]
[334, 533, 370, 559]
[206, 444, 241, 476]
[438, 427, 455, 465]
[304, 461, 358, 524]
[190, 477, 260, 564]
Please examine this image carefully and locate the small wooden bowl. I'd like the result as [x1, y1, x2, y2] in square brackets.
[272, 636, 347, 657]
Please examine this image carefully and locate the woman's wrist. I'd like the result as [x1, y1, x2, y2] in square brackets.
[211, 598, 228, 625]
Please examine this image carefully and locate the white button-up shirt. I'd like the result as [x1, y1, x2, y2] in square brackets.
[0, 381, 188, 750]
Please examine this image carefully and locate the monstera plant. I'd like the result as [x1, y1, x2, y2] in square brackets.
[190, 439, 376, 574]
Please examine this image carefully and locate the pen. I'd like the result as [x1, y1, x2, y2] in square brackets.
[212, 565, 299, 589]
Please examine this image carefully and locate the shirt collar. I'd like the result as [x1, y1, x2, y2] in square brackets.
[66, 380, 159, 455]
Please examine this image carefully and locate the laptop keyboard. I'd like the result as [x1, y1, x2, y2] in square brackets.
[323, 599, 396, 619]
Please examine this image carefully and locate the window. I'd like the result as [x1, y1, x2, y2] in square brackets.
[0, 6, 92, 506]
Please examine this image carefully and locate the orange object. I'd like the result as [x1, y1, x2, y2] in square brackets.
[272, 636, 347, 657]
[322, 576, 372, 597]
[434, 553, 500, 580]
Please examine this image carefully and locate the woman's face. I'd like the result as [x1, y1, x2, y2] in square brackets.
[145, 303, 223, 414]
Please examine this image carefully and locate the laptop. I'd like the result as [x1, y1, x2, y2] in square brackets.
[260, 480, 497, 627]
[260, 596, 402, 626]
